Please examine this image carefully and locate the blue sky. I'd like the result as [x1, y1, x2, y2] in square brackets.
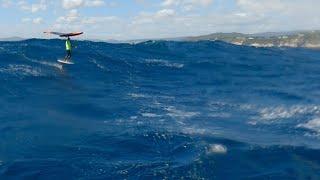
[0, 0, 319, 40]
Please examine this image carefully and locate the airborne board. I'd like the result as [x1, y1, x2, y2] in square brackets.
[44, 31, 83, 37]
[58, 59, 74, 64]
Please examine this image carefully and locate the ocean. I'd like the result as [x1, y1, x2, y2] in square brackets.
[0, 39, 320, 179]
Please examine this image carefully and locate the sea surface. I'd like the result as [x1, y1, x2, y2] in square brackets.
[0, 39, 320, 179]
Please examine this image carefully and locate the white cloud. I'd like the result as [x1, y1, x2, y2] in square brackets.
[53, 9, 119, 35]
[33, 17, 43, 24]
[62, 0, 83, 9]
[57, 9, 117, 25]
[161, 0, 214, 7]
[57, 9, 80, 23]
[31, 2, 47, 13]
[16, 1, 26, 6]
[236, 0, 319, 15]
[17, 0, 47, 13]
[1, 0, 13, 8]
[21, 17, 31, 23]
[62, 0, 106, 9]
[82, 16, 117, 24]
[237, 0, 288, 14]
[135, 0, 152, 6]
[21, 17, 43, 24]
[132, 9, 175, 25]
[162, 0, 180, 7]
[3, 0, 320, 40]
[85, 0, 105, 7]
[234, 13, 247, 17]
[184, 0, 214, 6]
[160, 0, 215, 14]
[183, 5, 193, 11]
[234, 0, 320, 32]
[157, 9, 175, 17]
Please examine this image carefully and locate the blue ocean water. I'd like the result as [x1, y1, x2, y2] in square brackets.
[0, 39, 320, 179]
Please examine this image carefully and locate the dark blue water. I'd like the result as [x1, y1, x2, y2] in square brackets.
[1, 39, 320, 179]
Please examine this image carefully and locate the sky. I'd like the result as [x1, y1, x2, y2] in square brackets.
[0, 0, 319, 40]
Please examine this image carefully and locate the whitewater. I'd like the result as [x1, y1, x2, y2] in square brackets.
[0, 39, 320, 179]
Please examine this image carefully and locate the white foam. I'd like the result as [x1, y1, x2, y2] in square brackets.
[128, 93, 175, 100]
[182, 127, 208, 134]
[239, 104, 255, 111]
[208, 101, 254, 112]
[130, 116, 138, 120]
[128, 93, 151, 98]
[142, 113, 162, 118]
[145, 59, 184, 68]
[165, 106, 200, 119]
[21, 54, 62, 69]
[38, 61, 62, 69]
[304, 132, 320, 138]
[89, 58, 109, 71]
[206, 144, 227, 155]
[258, 106, 312, 120]
[181, 126, 225, 135]
[0, 64, 43, 77]
[208, 101, 235, 108]
[249, 105, 320, 125]
[208, 112, 231, 118]
[297, 118, 320, 132]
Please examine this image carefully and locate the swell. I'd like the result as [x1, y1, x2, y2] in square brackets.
[0, 39, 320, 179]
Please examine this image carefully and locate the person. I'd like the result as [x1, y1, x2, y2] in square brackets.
[64, 37, 73, 61]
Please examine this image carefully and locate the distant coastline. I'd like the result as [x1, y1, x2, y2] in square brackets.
[2, 30, 320, 48]
[179, 30, 320, 48]
[0, 36, 25, 42]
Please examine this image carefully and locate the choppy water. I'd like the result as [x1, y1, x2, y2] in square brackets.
[0, 39, 320, 179]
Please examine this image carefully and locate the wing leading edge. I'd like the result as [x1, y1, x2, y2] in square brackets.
[44, 31, 83, 37]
